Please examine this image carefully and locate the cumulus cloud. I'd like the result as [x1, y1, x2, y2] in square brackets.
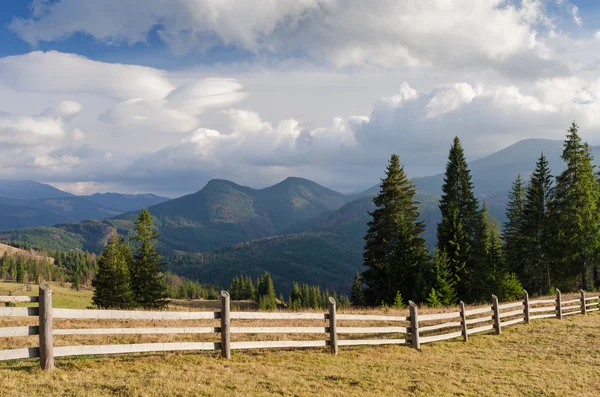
[9, 0, 558, 72]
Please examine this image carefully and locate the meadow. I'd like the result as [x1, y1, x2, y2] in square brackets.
[0, 282, 599, 396]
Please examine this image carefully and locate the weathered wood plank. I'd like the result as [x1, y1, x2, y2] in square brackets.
[561, 305, 580, 311]
[0, 326, 39, 337]
[562, 310, 580, 317]
[220, 291, 231, 360]
[409, 301, 419, 349]
[561, 299, 580, 305]
[464, 307, 492, 316]
[53, 342, 219, 357]
[420, 331, 463, 344]
[328, 297, 337, 355]
[499, 310, 524, 319]
[0, 296, 39, 303]
[336, 314, 408, 322]
[54, 327, 219, 335]
[337, 339, 407, 346]
[500, 318, 523, 327]
[492, 295, 501, 335]
[419, 311, 460, 321]
[230, 327, 327, 334]
[53, 308, 219, 320]
[556, 289, 562, 320]
[230, 312, 325, 320]
[498, 302, 523, 310]
[584, 296, 600, 301]
[0, 347, 40, 361]
[0, 307, 39, 317]
[528, 299, 556, 305]
[588, 308, 599, 312]
[585, 302, 599, 307]
[465, 316, 493, 325]
[39, 284, 54, 371]
[466, 324, 494, 335]
[459, 301, 468, 342]
[524, 290, 530, 324]
[337, 327, 408, 334]
[529, 307, 555, 313]
[230, 341, 328, 350]
[530, 314, 555, 320]
[419, 322, 461, 333]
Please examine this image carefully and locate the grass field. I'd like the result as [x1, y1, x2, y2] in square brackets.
[0, 282, 93, 309]
[1, 309, 599, 396]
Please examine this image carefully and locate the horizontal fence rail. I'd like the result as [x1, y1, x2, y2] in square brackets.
[1, 287, 599, 369]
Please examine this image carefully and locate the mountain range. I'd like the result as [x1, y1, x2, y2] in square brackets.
[0, 180, 169, 231]
[0, 138, 592, 293]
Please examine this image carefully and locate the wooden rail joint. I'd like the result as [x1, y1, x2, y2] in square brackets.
[39, 283, 54, 370]
[408, 301, 420, 349]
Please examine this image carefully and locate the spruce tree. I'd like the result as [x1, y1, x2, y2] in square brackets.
[437, 137, 480, 301]
[362, 154, 429, 305]
[256, 272, 277, 310]
[350, 272, 365, 306]
[92, 232, 134, 309]
[429, 248, 457, 306]
[16, 256, 25, 283]
[130, 209, 167, 309]
[550, 123, 600, 290]
[521, 153, 553, 295]
[503, 175, 526, 276]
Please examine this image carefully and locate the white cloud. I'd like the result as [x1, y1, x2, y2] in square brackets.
[571, 5, 582, 27]
[425, 83, 477, 118]
[595, 31, 600, 41]
[9, 0, 554, 71]
[0, 51, 174, 100]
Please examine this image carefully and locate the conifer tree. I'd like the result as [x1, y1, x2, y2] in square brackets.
[350, 271, 365, 306]
[92, 232, 134, 309]
[437, 137, 480, 300]
[16, 256, 25, 283]
[362, 154, 429, 305]
[503, 175, 526, 276]
[130, 209, 167, 309]
[426, 288, 442, 307]
[256, 272, 277, 310]
[521, 153, 553, 294]
[550, 123, 600, 290]
[429, 249, 457, 306]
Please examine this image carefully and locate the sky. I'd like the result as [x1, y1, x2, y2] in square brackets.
[1, 0, 600, 197]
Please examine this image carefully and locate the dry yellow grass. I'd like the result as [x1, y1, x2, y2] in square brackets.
[1, 310, 599, 396]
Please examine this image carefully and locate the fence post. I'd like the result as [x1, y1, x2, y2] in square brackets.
[220, 291, 231, 359]
[556, 289, 562, 320]
[459, 301, 468, 342]
[328, 297, 338, 355]
[580, 289, 586, 315]
[492, 295, 501, 335]
[523, 290, 530, 324]
[409, 301, 420, 349]
[39, 284, 54, 370]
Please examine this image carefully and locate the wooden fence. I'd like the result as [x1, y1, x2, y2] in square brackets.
[1, 287, 599, 370]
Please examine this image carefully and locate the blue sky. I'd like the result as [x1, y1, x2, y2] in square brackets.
[0, 0, 599, 196]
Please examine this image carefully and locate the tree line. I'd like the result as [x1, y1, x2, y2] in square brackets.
[230, 273, 351, 310]
[92, 208, 167, 309]
[357, 122, 600, 307]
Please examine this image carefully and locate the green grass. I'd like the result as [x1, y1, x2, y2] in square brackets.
[0, 282, 93, 309]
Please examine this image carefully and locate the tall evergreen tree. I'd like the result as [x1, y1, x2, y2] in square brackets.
[437, 137, 480, 300]
[550, 123, 600, 290]
[503, 175, 526, 276]
[92, 232, 134, 309]
[256, 272, 277, 310]
[521, 153, 553, 295]
[350, 271, 365, 306]
[428, 248, 457, 306]
[362, 154, 430, 305]
[130, 209, 167, 309]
